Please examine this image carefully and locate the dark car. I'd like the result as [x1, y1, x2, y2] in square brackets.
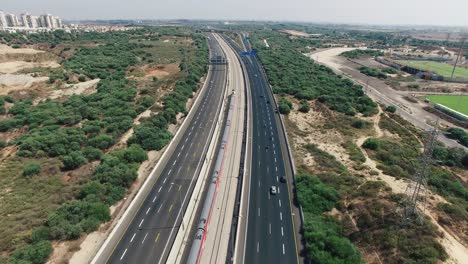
[280, 176, 287, 183]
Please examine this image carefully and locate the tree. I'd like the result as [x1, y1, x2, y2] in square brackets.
[114, 144, 148, 163]
[363, 138, 379, 150]
[62, 151, 87, 171]
[385, 105, 397, 113]
[82, 146, 103, 161]
[10, 240, 53, 264]
[278, 97, 292, 115]
[23, 162, 42, 177]
[88, 134, 115, 150]
[299, 100, 310, 113]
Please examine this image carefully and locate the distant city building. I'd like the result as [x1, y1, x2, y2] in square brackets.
[0, 11, 7, 28]
[5, 13, 19, 27]
[0, 10, 63, 31]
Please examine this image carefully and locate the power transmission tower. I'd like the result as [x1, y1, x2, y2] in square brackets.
[403, 119, 439, 224]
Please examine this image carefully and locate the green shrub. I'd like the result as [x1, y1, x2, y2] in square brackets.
[10, 240, 52, 264]
[385, 105, 397, 113]
[299, 99, 310, 113]
[62, 151, 87, 170]
[82, 147, 103, 161]
[22, 162, 42, 177]
[351, 118, 369, 129]
[362, 138, 379, 150]
[359, 66, 387, 79]
[304, 215, 363, 264]
[297, 175, 339, 214]
[278, 97, 292, 115]
[343, 140, 366, 163]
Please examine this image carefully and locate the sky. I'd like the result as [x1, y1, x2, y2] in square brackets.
[2, 0, 467, 26]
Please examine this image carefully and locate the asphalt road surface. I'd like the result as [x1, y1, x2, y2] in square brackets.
[225, 35, 300, 263]
[107, 34, 227, 264]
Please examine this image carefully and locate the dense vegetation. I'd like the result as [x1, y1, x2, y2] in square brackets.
[250, 31, 378, 116]
[302, 143, 447, 263]
[359, 66, 387, 79]
[446, 127, 468, 147]
[297, 174, 363, 263]
[340, 49, 383, 59]
[2, 27, 209, 263]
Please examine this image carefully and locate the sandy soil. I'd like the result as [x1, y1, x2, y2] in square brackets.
[0, 74, 49, 93]
[48, 79, 100, 100]
[0, 61, 60, 74]
[306, 47, 363, 71]
[0, 44, 44, 55]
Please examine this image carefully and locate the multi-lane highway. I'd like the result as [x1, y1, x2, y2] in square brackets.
[104, 33, 228, 264]
[223, 35, 300, 263]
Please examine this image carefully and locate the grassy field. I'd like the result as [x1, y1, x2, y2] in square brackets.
[396, 60, 468, 78]
[426, 95, 468, 115]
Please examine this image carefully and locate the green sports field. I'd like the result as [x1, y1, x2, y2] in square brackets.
[426, 95, 468, 115]
[396, 60, 468, 78]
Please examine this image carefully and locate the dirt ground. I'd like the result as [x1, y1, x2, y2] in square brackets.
[0, 44, 44, 55]
[48, 79, 100, 100]
[0, 61, 60, 74]
[0, 74, 49, 93]
[285, 98, 467, 263]
[128, 63, 180, 80]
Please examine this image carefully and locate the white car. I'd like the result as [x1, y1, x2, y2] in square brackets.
[270, 186, 277, 195]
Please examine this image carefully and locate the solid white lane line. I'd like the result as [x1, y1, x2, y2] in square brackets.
[139, 219, 144, 228]
[280, 212, 283, 221]
[120, 248, 128, 260]
[130, 233, 136, 242]
[282, 244, 285, 255]
[152, 195, 157, 203]
[146, 207, 151, 215]
[281, 226, 284, 237]
[279, 200, 282, 207]
[142, 233, 148, 244]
